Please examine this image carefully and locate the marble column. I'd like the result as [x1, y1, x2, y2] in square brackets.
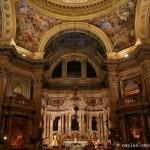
[62, 114, 64, 135]
[147, 115, 150, 136]
[50, 115, 53, 146]
[86, 114, 89, 133]
[47, 114, 50, 139]
[140, 115, 147, 143]
[106, 62, 119, 127]
[0, 63, 8, 123]
[89, 114, 91, 133]
[108, 76, 119, 127]
[99, 114, 102, 140]
[44, 110, 47, 139]
[79, 112, 82, 131]
[68, 113, 71, 132]
[32, 68, 43, 138]
[142, 62, 150, 103]
[102, 114, 104, 140]
[6, 114, 13, 150]
[120, 117, 126, 143]
[103, 113, 108, 140]
[81, 113, 84, 132]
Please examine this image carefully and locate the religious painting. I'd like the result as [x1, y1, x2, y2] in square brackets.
[89, 0, 137, 51]
[12, 82, 24, 96]
[123, 76, 141, 96]
[15, 0, 60, 52]
[125, 115, 144, 144]
[11, 116, 28, 146]
[0, 8, 2, 37]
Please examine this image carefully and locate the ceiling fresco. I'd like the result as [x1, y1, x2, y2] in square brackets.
[15, 0, 61, 52]
[89, 0, 136, 51]
[15, 0, 136, 52]
[44, 32, 106, 58]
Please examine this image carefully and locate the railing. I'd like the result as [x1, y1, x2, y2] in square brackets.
[4, 95, 35, 108]
[118, 95, 148, 106]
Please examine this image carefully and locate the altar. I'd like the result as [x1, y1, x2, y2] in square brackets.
[64, 141, 88, 150]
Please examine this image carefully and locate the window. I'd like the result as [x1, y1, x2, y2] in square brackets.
[86, 62, 97, 78]
[67, 61, 81, 78]
[52, 62, 62, 78]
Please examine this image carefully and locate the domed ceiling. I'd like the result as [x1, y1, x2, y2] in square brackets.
[15, 0, 137, 53]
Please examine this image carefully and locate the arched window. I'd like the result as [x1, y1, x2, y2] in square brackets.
[86, 62, 97, 78]
[67, 61, 81, 78]
[52, 62, 62, 78]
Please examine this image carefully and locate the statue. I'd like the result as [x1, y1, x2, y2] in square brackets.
[53, 116, 60, 131]
[71, 115, 79, 131]
[92, 116, 97, 131]
[51, 135, 58, 147]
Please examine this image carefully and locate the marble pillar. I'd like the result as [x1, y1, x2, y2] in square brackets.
[143, 62, 150, 103]
[32, 68, 43, 138]
[0, 64, 8, 123]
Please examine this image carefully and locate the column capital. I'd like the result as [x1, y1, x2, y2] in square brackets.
[142, 62, 150, 79]
[33, 78, 43, 86]
[108, 77, 119, 87]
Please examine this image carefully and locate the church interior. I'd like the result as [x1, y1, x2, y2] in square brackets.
[0, 0, 150, 149]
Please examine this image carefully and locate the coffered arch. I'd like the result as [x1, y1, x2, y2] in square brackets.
[135, 0, 150, 39]
[37, 22, 114, 54]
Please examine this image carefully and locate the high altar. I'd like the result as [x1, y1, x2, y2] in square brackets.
[42, 89, 110, 148]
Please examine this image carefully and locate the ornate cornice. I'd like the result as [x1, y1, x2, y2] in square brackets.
[0, 46, 47, 66]
[117, 45, 150, 65]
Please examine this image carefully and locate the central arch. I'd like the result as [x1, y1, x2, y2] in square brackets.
[37, 22, 114, 53]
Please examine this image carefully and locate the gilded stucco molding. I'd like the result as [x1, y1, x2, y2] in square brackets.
[0, 0, 16, 42]
[38, 22, 114, 54]
[26, 0, 128, 21]
[135, 0, 150, 39]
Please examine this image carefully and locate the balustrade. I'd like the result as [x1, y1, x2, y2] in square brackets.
[4, 96, 35, 108]
[119, 95, 147, 106]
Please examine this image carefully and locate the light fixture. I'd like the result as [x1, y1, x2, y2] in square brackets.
[3, 136, 7, 140]
[124, 54, 128, 58]
[22, 54, 26, 57]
